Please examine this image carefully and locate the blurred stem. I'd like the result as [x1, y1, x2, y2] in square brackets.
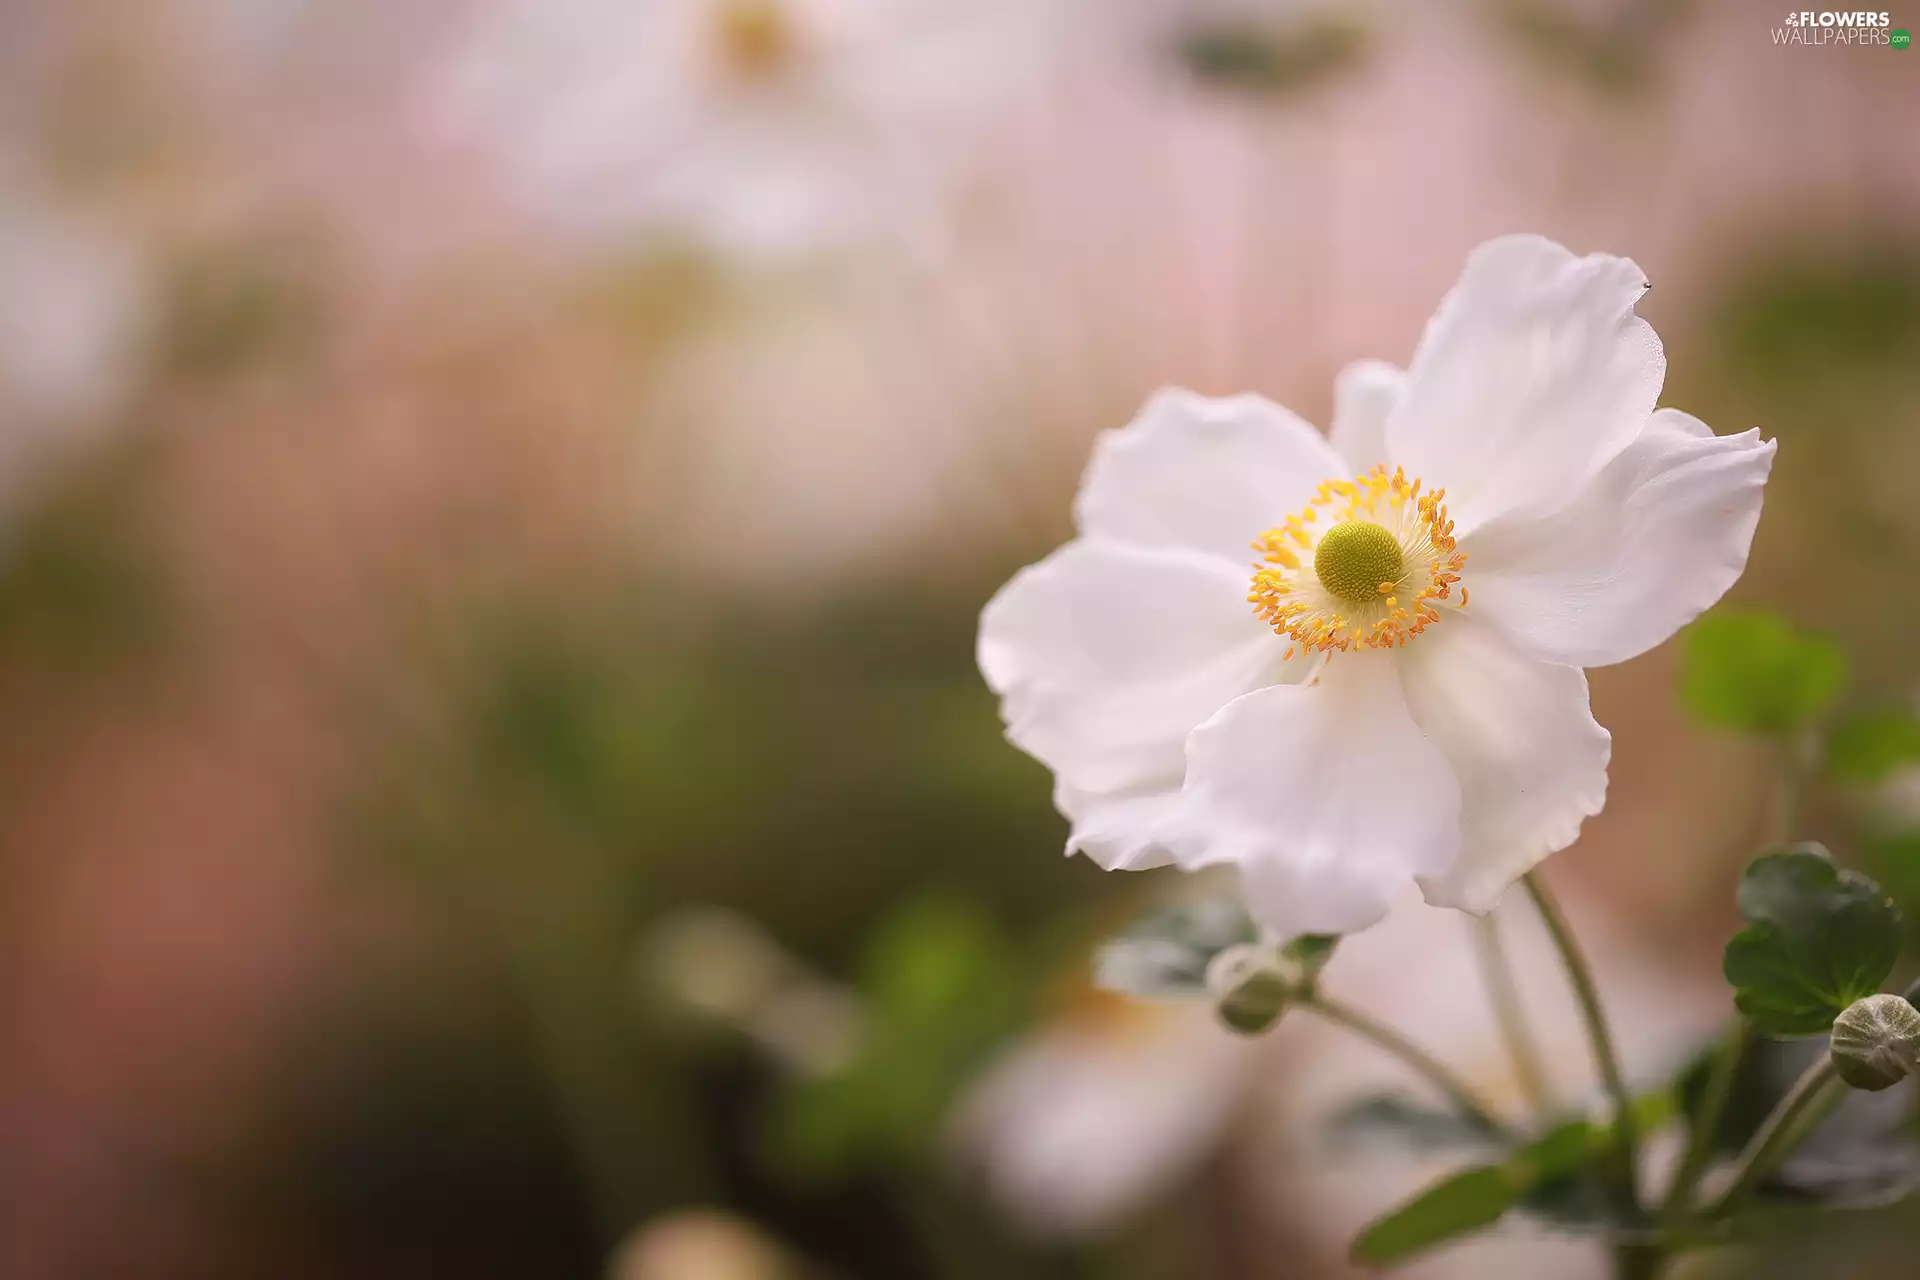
[1670, 730, 1815, 1216]
[1300, 995, 1509, 1136]
[1708, 1055, 1844, 1216]
[1613, 1242, 1666, 1280]
[482, 842, 678, 1250]
[1472, 911, 1553, 1118]
[1767, 729, 1814, 846]
[495, 894, 653, 1247]
[1523, 872, 1640, 1202]
[1663, 1018, 1752, 1214]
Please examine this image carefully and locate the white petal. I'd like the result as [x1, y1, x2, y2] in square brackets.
[980, 539, 1297, 855]
[1458, 409, 1776, 669]
[1398, 614, 1610, 913]
[1180, 657, 1463, 938]
[1388, 235, 1665, 537]
[953, 1004, 1255, 1237]
[1328, 359, 1406, 472]
[1075, 388, 1346, 564]
[1053, 780, 1189, 871]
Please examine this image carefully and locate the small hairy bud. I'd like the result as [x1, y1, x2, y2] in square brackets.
[1830, 993, 1920, 1091]
[1206, 944, 1292, 1035]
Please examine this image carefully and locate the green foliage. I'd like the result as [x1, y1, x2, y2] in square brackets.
[1678, 1035, 1920, 1216]
[1287, 933, 1341, 994]
[1509, 1093, 1676, 1242]
[1352, 1166, 1515, 1266]
[0, 467, 167, 673]
[1093, 900, 1342, 1036]
[1178, 17, 1369, 96]
[1491, 0, 1692, 96]
[1713, 249, 1920, 397]
[1825, 705, 1920, 783]
[1865, 831, 1920, 919]
[1723, 848, 1902, 1037]
[160, 235, 330, 379]
[1350, 1107, 1665, 1264]
[1762, 1083, 1920, 1210]
[1092, 898, 1257, 999]
[1327, 1096, 1504, 1156]
[766, 895, 1027, 1180]
[1676, 1032, 1790, 1161]
[1681, 610, 1846, 736]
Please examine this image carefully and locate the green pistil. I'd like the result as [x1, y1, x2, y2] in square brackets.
[1314, 520, 1403, 604]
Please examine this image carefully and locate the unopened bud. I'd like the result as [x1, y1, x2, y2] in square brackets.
[1206, 943, 1292, 1035]
[1830, 993, 1920, 1091]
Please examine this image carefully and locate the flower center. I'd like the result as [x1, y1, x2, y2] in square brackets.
[1247, 465, 1467, 656]
[714, 0, 796, 78]
[1313, 520, 1404, 604]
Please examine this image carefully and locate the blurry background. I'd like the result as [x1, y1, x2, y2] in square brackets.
[1, 1, 1918, 1277]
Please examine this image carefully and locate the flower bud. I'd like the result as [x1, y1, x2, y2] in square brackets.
[1206, 943, 1292, 1035]
[1829, 993, 1920, 1091]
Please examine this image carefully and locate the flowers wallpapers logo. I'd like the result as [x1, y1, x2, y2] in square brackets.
[1774, 9, 1901, 42]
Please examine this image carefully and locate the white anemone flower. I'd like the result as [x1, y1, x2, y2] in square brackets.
[979, 235, 1775, 938]
[953, 982, 1259, 1236]
[0, 176, 151, 513]
[431, 0, 1063, 259]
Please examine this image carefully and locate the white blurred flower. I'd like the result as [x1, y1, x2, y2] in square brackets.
[953, 984, 1260, 1236]
[609, 1208, 800, 1280]
[979, 234, 1775, 938]
[646, 907, 862, 1076]
[429, 0, 1068, 260]
[0, 174, 151, 511]
[955, 889, 1720, 1254]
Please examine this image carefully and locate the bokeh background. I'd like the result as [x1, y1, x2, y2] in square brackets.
[2, 1, 1919, 1277]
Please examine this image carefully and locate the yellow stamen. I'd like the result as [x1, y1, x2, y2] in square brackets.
[715, 0, 796, 77]
[1248, 464, 1468, 655]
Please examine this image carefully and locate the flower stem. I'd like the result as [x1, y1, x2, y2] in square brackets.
[1768, 732, 1812, 847]
[1300, 994, 1509, 1137]
[1708, 1055, 1844, 1216]
[1472, 911, 1554, 1118]
[1613, 1242, 1666, 1280]
[1662, 1018, 1751, 1214]
[1523, 871, 1640, 1202]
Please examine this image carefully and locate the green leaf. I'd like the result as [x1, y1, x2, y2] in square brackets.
[1179, 17, 1369, 97]
[1093, 898, 1257, 998]
[1681, 610, 1846, 736]
[1506, 1116, 1652, 1241]
[1351, 1165, 1517, 1265]
[1675, 1032, 1800, 1159]
[1723, 848, 1903, 1037]
[1351, 1108, 1663, 1263]
[1673, 1034, 1920, 1218]
[1826, 705, 1920, 783]
[1683, 1034, 1920, 1221]
[1327, 1096, 1504, 1157]
[1760, 1083, 1920, 1210]
[766, 894, 1028, 1180]
[1866, 831, 1920, 918]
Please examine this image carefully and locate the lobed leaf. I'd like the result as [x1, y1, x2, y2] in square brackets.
[1723, 848, 1902, 1037]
